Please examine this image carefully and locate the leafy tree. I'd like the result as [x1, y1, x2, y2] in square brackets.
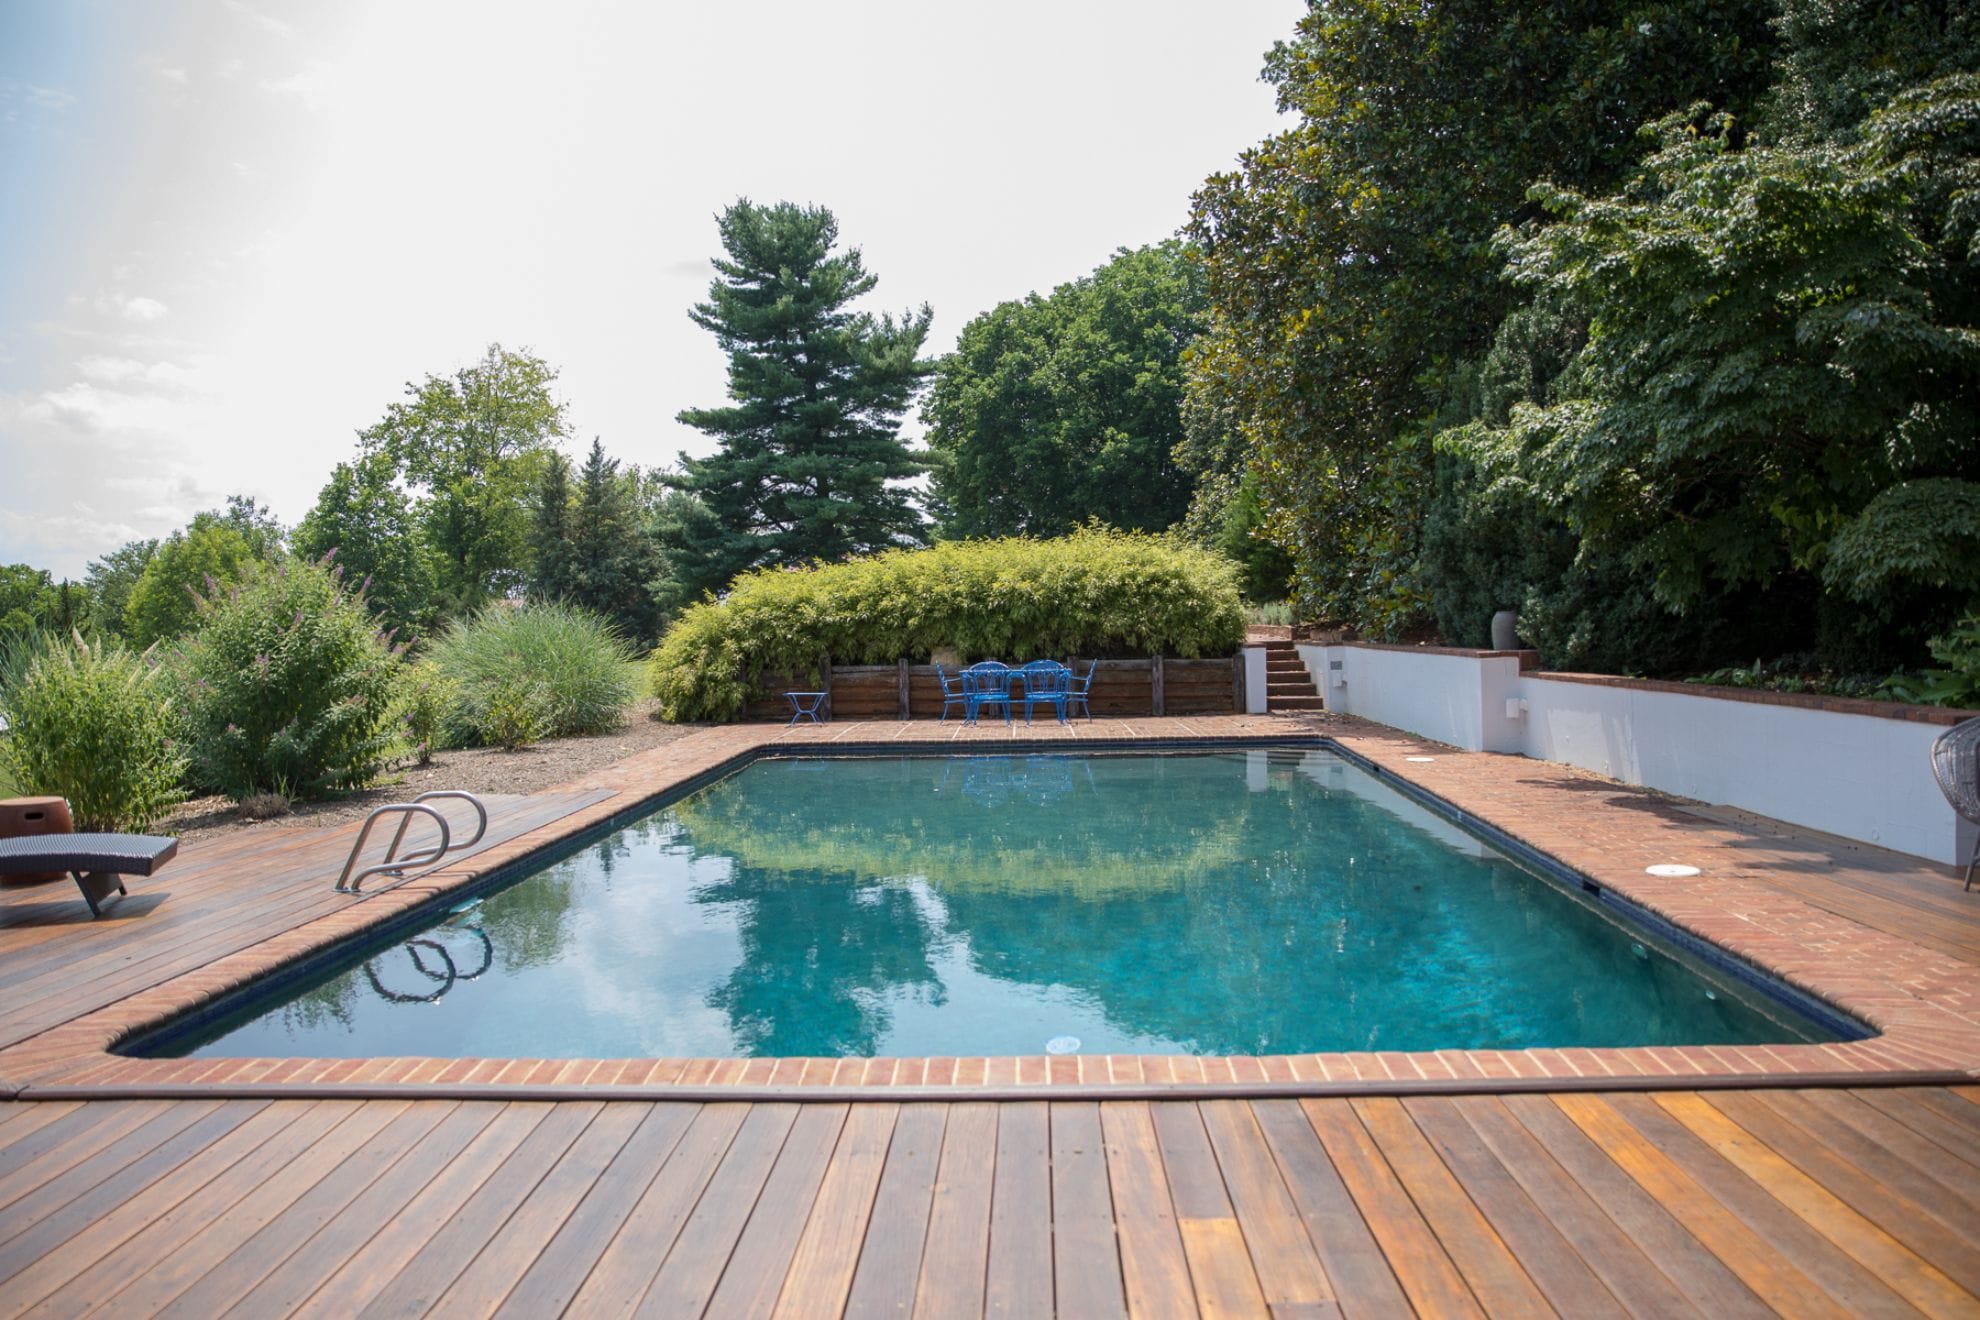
[1441, 77, 1980, 667]
[0, 565, 60, 638]
[532, 439, 670, 646]
[123, 515, 262, 647]
[925, 242, 1205, 537]
[1187, 0, 1777, 632]
[360, 344, 567, 614]
[84, 538, 157, 639]
[293, 451, 437, 642]
[666, 200, 933, 599]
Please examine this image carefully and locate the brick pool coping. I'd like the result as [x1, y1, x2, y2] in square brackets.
[6, 713, 1978, 1100]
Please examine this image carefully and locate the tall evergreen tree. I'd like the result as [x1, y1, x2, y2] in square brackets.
[666, 200, 933, 599]
[533, 439, 670, 646]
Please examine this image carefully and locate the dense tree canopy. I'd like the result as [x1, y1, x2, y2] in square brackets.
[925, 242, 1205, 538]
[360, 344, 567, 613]
[665, 200, 932, 601]
[532, 439, 670, 646]
[123, 509, 273, 648]
[1187, 0, 1777, 635]
[83, 539, 156, 640]
[292, 450, 437, 642]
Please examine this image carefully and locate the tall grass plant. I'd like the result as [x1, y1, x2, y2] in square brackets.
[427, 602, 635, 746]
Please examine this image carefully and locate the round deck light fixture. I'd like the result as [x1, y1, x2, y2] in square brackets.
[1046, 1036, 1081, 1055]
[1645, 863, 1701, 877]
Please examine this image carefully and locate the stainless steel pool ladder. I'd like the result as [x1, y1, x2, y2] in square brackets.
[335, 790, 489, 894]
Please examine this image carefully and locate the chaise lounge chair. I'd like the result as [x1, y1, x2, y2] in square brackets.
[0, 833, 178, 917]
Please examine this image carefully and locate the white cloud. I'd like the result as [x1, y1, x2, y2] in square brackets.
[0, 79, 76, 112]
[223, 1, 296, 40]
[257, 62, 335, 112]
[116, 295, 169, 323]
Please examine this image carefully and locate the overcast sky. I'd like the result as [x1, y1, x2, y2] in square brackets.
[0, 1, 1300, 578]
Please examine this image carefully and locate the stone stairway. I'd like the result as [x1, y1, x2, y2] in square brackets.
[1261, 640, 1325, 712]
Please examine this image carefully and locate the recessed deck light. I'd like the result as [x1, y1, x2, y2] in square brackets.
[1406, 756, 1436, 763]
[1646, 864, 1701, 877]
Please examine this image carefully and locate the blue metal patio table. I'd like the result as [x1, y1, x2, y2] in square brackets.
[783, 691, 827, 725]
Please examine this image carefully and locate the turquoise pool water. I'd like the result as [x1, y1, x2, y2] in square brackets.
[151, 749, 1837, 1060]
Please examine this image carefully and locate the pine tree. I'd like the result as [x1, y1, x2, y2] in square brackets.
[534, 439, 669, 646]
[667, 200, 933, 599]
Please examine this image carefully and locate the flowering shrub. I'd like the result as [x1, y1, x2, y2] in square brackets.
[0, 633, 186, 831]
[649, 527, 1245, 721]
[175, 556, 404, 799]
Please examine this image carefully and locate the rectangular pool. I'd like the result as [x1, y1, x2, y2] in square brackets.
[132, 748, 1848, 1060]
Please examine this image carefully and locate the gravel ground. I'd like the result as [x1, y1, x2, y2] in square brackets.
[164, 699, 703, 845]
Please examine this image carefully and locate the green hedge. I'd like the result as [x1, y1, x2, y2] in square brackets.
[649, 528, 1245, 722]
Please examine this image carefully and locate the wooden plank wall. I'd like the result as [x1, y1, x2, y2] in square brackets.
[744, 658, 1239, 722]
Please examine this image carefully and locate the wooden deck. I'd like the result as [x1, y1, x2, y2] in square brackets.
[1, 716, 1978, 1313]
[5, 1086, 1980, 1316]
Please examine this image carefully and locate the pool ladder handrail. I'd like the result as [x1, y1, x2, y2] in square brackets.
[336, 790, 489, 894]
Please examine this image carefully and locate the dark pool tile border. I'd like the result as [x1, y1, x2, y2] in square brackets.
[6, 715, 1980, 1100]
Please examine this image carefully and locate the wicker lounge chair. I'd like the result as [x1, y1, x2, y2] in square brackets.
[1931, 718, 1980, 890]
[0, 833, 178, 916]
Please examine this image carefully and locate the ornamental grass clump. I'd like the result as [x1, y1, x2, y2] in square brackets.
[0, 633, 187, 831]
[426, 602, 635, 747]
[649, 526, 1245, 722]
[176, 556, 404, 800]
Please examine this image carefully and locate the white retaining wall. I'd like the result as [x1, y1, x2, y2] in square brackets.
[1299, 643, 1975, 866]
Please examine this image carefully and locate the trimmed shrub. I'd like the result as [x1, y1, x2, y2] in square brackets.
[427, 602, 635, 746]
[649, 527, 1245, 722]
[0, 633, 187, 831]
[176, 557, 403, 800]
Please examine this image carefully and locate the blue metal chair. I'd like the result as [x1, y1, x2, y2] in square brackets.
[962, 662, 1012, 725]
[1015, 660, 1072, 725]
[1063, 660, 1097, 722]
[934, 665, 970, 722]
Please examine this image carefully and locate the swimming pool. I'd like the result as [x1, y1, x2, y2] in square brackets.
[134, 748, 1847, 1060]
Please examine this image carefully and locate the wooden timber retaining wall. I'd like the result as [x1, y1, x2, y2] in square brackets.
[741, 656, 1244, 722]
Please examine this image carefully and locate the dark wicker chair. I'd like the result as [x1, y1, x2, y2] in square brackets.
[1930, 718, 1980, 890]
[0, 833, 177, 916]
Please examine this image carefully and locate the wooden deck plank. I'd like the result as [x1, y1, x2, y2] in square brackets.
[1152, 1100, 1272, 1317]
[638, 1102, 802, 1318]
[1442, 1096, 1707, 1320]
[81, 1100, 413, 1315]
[150, 1100, 460, 1319]
[1249, 1098, 1411, 1317]
[1794, 1089, 1980, 1190]
[1049, 1102, 1128, 1319]
[1740, 1090, 1980, 1253]
[771, 1100, 897, 1319]
[289, 1104, 554, 1320]
[1350, 1096, 1555, 1316]
[14, 1101, 347, 1320]
[1099, 1103, 1196, 1320]
[225, 1100, 500, 1318]
[1198, 1098, 1335, 1311]
[1660, 1092, 1975, 1318]
[984, 1100, 1054, 1318]
[704, 1103, 849, 1320]
[565, 1102, 749, 1315]
[494, 1102, 701, 1319]
[1402, 1096, 1628, 1319]
[1549, 1094, 1858, 1320]
[0, 1100, 217, 1233]
[1499, 1093, 1772, 1319]
[429, 1101, 651, 1317]
[0, 1099, 257, 1270]
[843, 1102, 946, 1320]
[1606, 1092, 1921, 1316]
[341, 1102, 601, 1319]
[0, 1099, 174, 1209]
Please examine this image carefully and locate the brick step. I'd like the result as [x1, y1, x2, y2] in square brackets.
[1266, 661, 1307, 673]
[1267, 677, 1316, 689]
[1268, 695, 1327, 711]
